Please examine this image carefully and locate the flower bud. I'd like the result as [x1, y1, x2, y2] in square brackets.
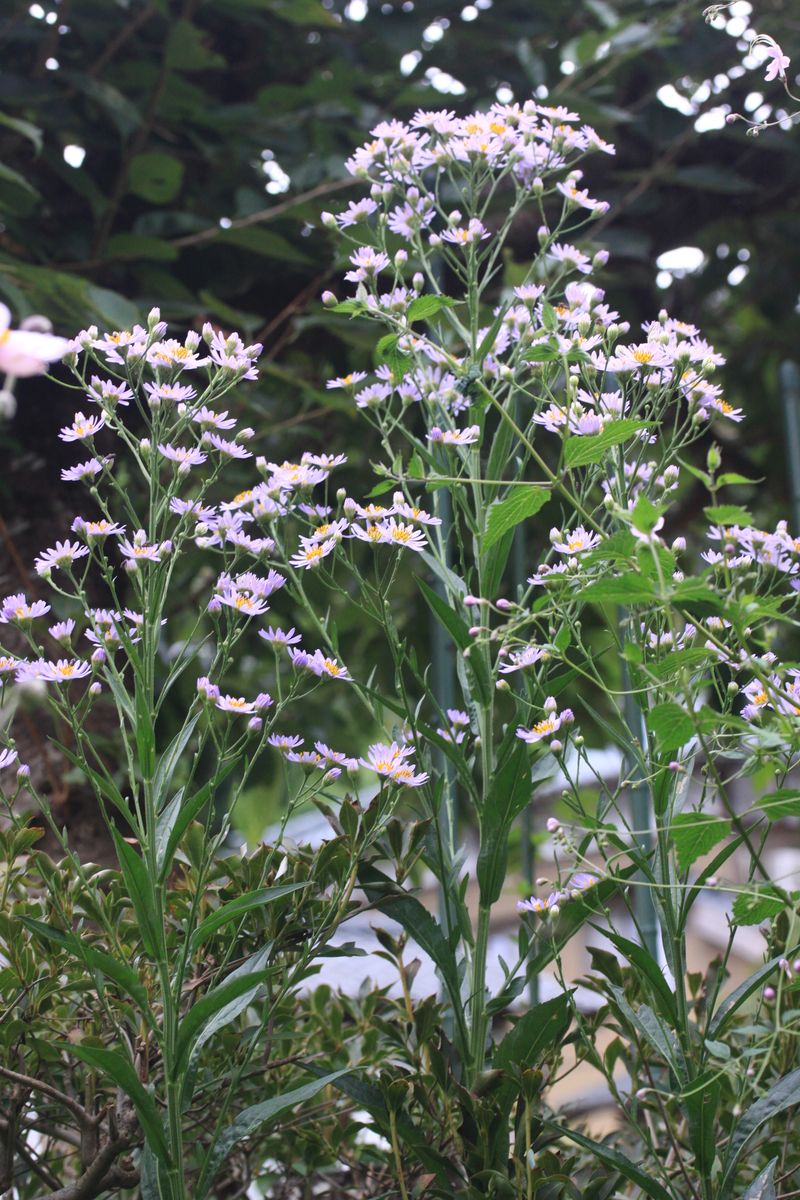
[91, 648, 106, 665]
[16, 763, 30, 781]
[428, 233, 442, 248]
[320, 211, 337, 229]
[89, 682, 102, 695]
[394, 249, 408, 267]
[763, 986, 776, 1001]
[464, 595, 482, 606]
[139, 438, 151, 455]
[496, 678, 510, 691]
[546, 817, 560, 832]
[412, 272, 424, 291]
[248, 716, 263, 734]
[447, 209, 462, 225]
[672, 536, 686, 552]
[593, 249, 609, 269]
[207, 597, 222, 615]
[532, 176, 544, 196]
[544, 696, 557, 713]
[495, 598, 512, 610]
[321, 290, 337, 307]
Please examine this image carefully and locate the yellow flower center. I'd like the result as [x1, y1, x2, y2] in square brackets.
[323, 660, 341, 675]
[392, 528, 412, 543]
[567, 538, 586, 552]
[0, 330, 10, 346]
[227, 697, 248, 708]
[233, 490, 253, 505]
[532, 717, 557, 736]
[632, 349, 653, 364]
[305, 547, 324, 561]
[58, 664, 77, 678]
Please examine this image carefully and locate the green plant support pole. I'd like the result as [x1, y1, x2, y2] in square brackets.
[431, 485, 456, 937]
[780, 361, 800, 533]
[621, 646, 660, 959]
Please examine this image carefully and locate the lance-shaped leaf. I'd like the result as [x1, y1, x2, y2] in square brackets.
[64, 1044, 169, 1165]
[720, 1068, 800, 1198]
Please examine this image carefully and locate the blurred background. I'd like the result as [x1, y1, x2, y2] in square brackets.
[0, 0, 798, 848]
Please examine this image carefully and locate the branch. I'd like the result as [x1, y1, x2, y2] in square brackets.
[0, 1065, 99, 1130]
[34, 1135, 138, 1200]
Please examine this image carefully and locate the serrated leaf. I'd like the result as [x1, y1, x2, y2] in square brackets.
[563, 420, 651, 468]
[732, 886, 785, 926]
[484, 487, 550, 551]
[671, 813, 730, 872]
[648, 702, 695, 755]
[704, 505, 753, 526]
[758, 789, 800, 822]
[406, 294, 456, 322]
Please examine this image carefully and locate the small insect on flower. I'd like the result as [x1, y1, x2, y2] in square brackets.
[61, 457, 109, 483]
[59, 412, 106, 442]
[0, 593, 51, 624]
[0, 747, 19, 770]
[119, 530, 162, 563]
[34, 540, 90, 576]
[326, 371, 368, 390]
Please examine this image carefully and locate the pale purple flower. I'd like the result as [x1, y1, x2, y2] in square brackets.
[61, 457, 108, 483]
[86, 376, 134, 406]
[334, 198, 378, 228]
[196, 676, 221, 701]
[22, 657, 92, 684]
[344, 247, 391, 283]
[192, 406, 237, 430]
[215, 694, 258, 715]
[392, 495, 442, 525]
[59, 412, 105, 442]
[147, 338, 209, 370]
[0, 304, 68, 377]
[158, 443, 208, 472]
[0, 748, 18, 770]
[517, 699, 574, 744]
[217, 588, 270, 617]
[268, 733, 303, 750]
[314, 741, 359, 770]
[551, 525, 601, 555]
[72, 517, 125, 540]
[556, 180, 609, 213]
[567, 872, 599, 896]
[547, 242, 592, 274]
[382, 519, 429, 552]
[49, 619, 76, 641]
[763, 42, 790, 82]
[203, 433, 252, 459]
[428, 425, 481, 445]
[0, 655, 19, 674]
[144, 381, 196, 406]
[355, 383, 392, 409]
[289, 537, 337, 570]
[0, 593, 50, 624]
[517, 892, 564, 915]
[326, 372, 368, 390]
[170, 497, 217, 520]
[259, 626, 302, 646]
[498, 645, 546, 674]
[440, 218, 490, 246]
[360, 741, 428, 786]
[119, 530, 162, 563]
[34, 540, 90, 575]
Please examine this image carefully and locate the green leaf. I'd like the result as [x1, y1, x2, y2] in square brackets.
[128, 153, 185, 204]
[544, 1123, 672, 1200]
[417, 577, 492, 707]
[406, 294, 456, 322]
[671, 813, 731, 872]
[703, 504, 753, 526]
[188, 882, 307, 954]
[631, 492, 663, 535]
[107, 233, 179, 262]
[758, 789, 800, 822]
[707, 950, 799, 1039]
[65, 1044, 169, 1164]
[0, 111, 43, 152]
[732, 886, 785, 926]
[175, 969, 274, 1073]
[683, 1069, 720, 1176]
[358, 864, 468, 1057]
[197, 1070, 352, 1197]
[563, 420, 651, 468]
[596, 927, 677, 1024]
[742, 1159, 777, 1200]
[495, 992, 572, 1073]
[581, 574, 656, 605]
[477, 743, 531, 906]
[484, 487, 550, 551]
[218, 225, 313, 266]
[152, 712, 201, 811]
[110, 827, 164, 959]
[721, 1069, 800, 1198]
[156, 763, 236, 879]
[648, 702, 694, 755]
[610, 988, 687, 1082]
